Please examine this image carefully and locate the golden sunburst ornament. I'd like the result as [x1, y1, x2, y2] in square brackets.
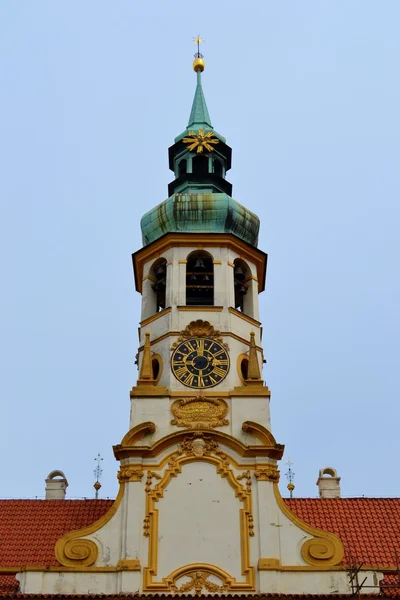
[183, 129, 219, 153]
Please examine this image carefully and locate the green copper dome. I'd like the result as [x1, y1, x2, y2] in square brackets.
[140, 58, 260, 248]
[141, 193, 260, 247]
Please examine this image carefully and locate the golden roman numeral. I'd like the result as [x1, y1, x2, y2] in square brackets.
[186, 341, 195, 352]
[214, 349, 226, 358]
[213, 367, 227, 378]
[198, 376, 205, 387]
[184, 373, 195, 386]
[209, 375, 217, 385]
[197, 338, 204, 356]
[175, 366, 188, 378]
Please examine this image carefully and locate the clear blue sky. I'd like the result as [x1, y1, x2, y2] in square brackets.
[1, 1, 399, 499]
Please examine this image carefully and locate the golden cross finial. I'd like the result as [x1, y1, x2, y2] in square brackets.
[193, 35, 204, 57]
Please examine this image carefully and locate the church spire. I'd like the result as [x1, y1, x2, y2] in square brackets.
[188, 37, 212, 130]
[187, 71, 213, 130]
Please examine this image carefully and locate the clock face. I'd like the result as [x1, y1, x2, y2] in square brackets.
[171, 337, 230, 389]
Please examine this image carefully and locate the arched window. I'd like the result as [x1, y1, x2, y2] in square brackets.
[192, 155, 209, 176]
[233, 259, 253, 317]
[186, 250, 214, 306]
[150, 258, 167, 312]
[213, 158, 223, 177]
[178, 159, 187, 177]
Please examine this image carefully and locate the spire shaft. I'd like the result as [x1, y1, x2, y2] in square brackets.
[187, 71, 213, 130]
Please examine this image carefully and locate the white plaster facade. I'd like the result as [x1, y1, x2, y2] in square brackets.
[18, 236, 382, 596]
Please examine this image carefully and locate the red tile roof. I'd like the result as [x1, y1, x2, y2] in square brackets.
[0, 500, 113, 568]
[0, 497, 399, 596]
[285, 498, 400, 567]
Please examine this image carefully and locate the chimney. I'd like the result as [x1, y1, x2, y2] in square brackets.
[316, 467, 341, 498]
[45, 470, 68, 500]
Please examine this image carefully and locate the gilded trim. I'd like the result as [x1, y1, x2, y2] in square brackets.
[151, 353, 163, 385]
[178, 260, 187, 264]
[117, 559, 141, 570]
[140, 307, 171, 327]
[177, 305, 224, 312]
[55, 485, 125, 567]
[171, 397, 229, 429]
[118, 465, 144, 483]
[237, 352, 249, 386]
[120, 421, 156, 446]
[228, 306, 261, 328]
[133, 233, 267, 294]
[142, 274, 156, 283]
[242, 421, 278, 447]
[273, 483, 344, 566]
[254, 465, 280, 482]
[213, 260, 222, 264]
[137, 330, 264, 352]
[114, 427, 283, 461]
[142, 437, 255, 591]
[228, 261, 235, 268]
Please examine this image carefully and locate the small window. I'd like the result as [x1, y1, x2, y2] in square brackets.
[151, 355, 162, 383]
[186, 250, 214, 306]
[237, 354, 250, 385]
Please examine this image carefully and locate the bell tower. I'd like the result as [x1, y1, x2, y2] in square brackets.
[132, 51, 271, 440]
[27, 47, 361, 598]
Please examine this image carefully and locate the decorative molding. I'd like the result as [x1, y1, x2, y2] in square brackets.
[145, 470, 162, 493]
[237, 470, 252, 493]
[171, 397, 229, 429]
[231, 385, 271, 397]
[132, 233, 267, 295]
[142, 274, 156, 283]
[140, 307, 171, 327]
[136, 330, 264, 353]
[213, 259, 222, 265]
[228, 306, 261, 328]
[114, 427, 283, 461]
[254, 466, 280, 482]
[55, 539, 98, 568]
[178, 259, 187, 264]
[177, 305, 223, 312]
[117, 559, 141, 571]
[130, 384, 168, 397]
[120, 421, 156, 446]
[172, 569, 228, 593]
[55, 485, 125, 568]
[175, 320, 222, 342]
[117, 466, 144, 483]
[142, 434, 255, 591]
[258, 558, 281, 570]
[242, 421, 279, 448]
[273, 483, 344, 567]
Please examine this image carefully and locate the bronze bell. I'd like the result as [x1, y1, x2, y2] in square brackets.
[194, 259, 206, 270]
[234, 265, 245, 280]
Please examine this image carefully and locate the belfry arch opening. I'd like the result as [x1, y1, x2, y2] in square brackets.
[178, 158, 187, 178]
[186, 250, 214, 306]
[213, 158, 223, 177]
[150, 258, 167, 312]
[233, 258, 253, 317]
[192, 154, 209, 176]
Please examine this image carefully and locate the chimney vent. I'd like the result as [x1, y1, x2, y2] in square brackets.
[45, 470, 68, 500]
[316, 467, 341, 498]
